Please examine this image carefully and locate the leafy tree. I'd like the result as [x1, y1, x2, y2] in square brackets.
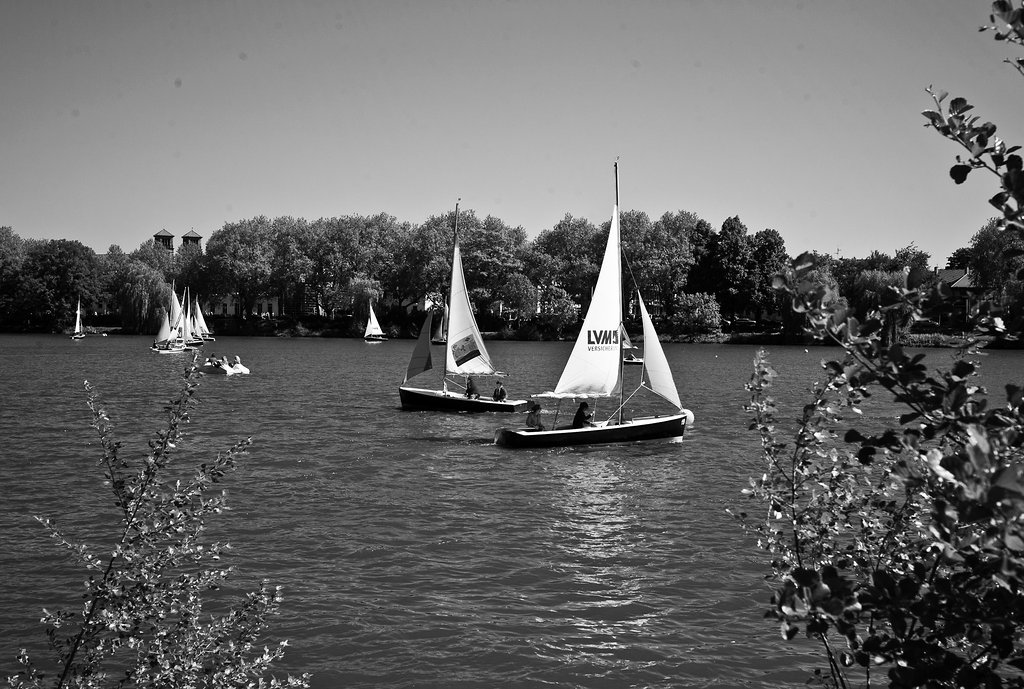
[946, 246, 974, 269]
[713, 216, 755, 317]
[102, 249, 168, 334]
[532, 214, 601, 310]
[206, 218, 274, 318]
[392, 208, 465, 308]
[0, 226, 26, 329]
[646, 210, 701, 321]
[670, 292, 722, 338]
[360, 213, 413, 306]
[496, 272, 538, 319]
[18, 239, 100, 332]
[9, 363, 309, 688]
[966, 217, 1024, 290]
[739, 7, 1024, 687]
[535, 285, 579, 338]
[130, 240, 173, 281]
[171, 243, 209, 300]
[269, 216, 314, 316]
[682, 216, 718, 297]
[461, 214, 528, 311]
[748, 228, 790, 316]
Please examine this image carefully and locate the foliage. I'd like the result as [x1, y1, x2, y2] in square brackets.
[205, 218, 274, 317]
[0, 226, 26, 329]
[17, 239, 100, 332]
[741, 251, 1024, 688]
[739, 8, 1024, 686]
[8, 361, 309, 689]
[670, 292, 722, 337]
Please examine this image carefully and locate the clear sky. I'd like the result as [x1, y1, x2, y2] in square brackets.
[1, 0, 1018, 266]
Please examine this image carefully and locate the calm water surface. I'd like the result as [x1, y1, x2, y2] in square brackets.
[1, 334, 1021, 688]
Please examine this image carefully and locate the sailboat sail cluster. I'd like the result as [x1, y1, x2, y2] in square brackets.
[495, 163, 693, 448]
[151, 286, 214, 353]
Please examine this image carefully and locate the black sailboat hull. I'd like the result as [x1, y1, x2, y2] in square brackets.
[494, 413, 688, 448]
[399, 386, 529, 413]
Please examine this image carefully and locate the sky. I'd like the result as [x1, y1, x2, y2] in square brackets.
[1, 0, 1020, 267]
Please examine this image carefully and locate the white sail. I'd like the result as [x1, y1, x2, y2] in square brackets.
[73, 299, 84, 336]
[545, 203, 623, 399]
[194, 297, 213, 337]
[364, 302, 385, 338]
[181, 288, 199, 343]
[637, 293, 682, 409]
[621, 326, 634, 350]
[444, 242, 496, 375]
[169, 289, 185, 340]
[154, 311, 172, 344]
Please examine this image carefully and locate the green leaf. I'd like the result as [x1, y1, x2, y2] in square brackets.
[950, 164, 972, 184]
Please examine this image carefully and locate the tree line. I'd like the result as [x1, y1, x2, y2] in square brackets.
[1, 203, 1019, 339]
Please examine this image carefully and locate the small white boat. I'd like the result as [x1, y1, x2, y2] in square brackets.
[70, 298, 86, 340]
[200, 356, 250, 375]
[364, 301, 388, 342]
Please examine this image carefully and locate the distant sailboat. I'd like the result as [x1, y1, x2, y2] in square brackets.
[495, 163, 693, 447]
[431, 303, 448, 344]
[152, 286, 191, 353]
[399, 200, 528, 413]
[192, 295, 215, 341]
[364, 301, 388, 342]
[70, 298, 86, 340]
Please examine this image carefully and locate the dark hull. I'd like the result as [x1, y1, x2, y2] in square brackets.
[399, 386, 529, 413]
[494, 414, 687, 448]
[364, 335, 388, 342]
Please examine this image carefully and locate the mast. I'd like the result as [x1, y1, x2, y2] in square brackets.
[443, 199, 460, 388]
[615, 161, 625, 424]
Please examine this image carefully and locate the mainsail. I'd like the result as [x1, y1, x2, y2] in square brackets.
[154, 312, 172, 345]
[365, 302, 385, 338]
[444, 241, 496, 375]
[545, 202, 624, 399]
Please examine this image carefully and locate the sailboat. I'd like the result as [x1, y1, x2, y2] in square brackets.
[399, 201, 529, 413]
[182, 288, 205, 347]
[70, 298, 86, 340]
[495, 163, 694, 447]
[622, 325, 643, 365]
[151, 310, 186, 353]
[431, 303, 448, 344]
[192, 295, 215, 341]
[363, 301, 388, 342]
[152, 287, 191, 353]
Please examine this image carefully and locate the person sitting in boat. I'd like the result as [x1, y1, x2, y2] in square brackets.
[526, 402, 545, 431]
[230, 355, 250, 374]
[205, 353, 221, 366]
[492, 380, 507, 402]
[572, 401, 593, 428]
[465, 376, 480, 399]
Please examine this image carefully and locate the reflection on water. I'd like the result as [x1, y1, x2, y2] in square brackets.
[1, 334, 1021, 688]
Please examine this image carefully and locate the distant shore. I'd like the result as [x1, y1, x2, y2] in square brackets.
[55, 323, 1017, 349]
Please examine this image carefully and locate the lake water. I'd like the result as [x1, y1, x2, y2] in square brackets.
[1, 334, 1021, 688]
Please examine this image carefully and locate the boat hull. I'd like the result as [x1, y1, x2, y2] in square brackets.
[364, 335, 388, 343]
[399, 386, 529, 413]
[494, 413, 689, 448]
